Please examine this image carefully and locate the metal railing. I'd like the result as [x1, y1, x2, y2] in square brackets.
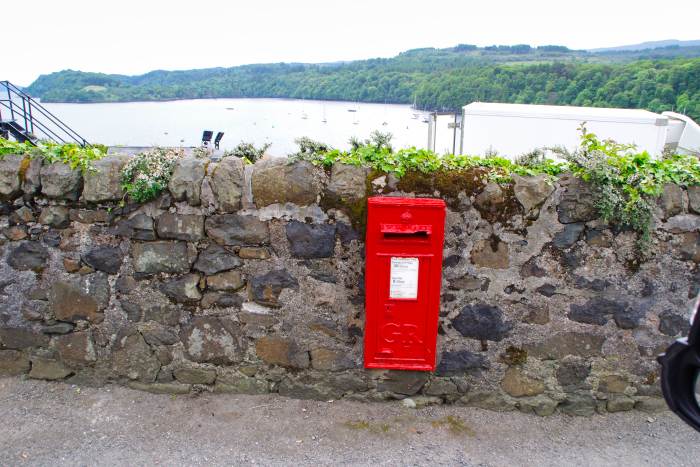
[0, 80, 90, 146]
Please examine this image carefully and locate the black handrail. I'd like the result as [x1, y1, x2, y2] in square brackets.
[0, 80, 90, 146]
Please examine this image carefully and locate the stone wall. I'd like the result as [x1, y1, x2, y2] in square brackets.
[0, 153, 697, 416]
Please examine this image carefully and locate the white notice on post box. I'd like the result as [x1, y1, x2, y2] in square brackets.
[389, 257, 419, 299]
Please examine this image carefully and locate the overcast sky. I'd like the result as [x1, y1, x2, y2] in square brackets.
[6, 0, 700, 85]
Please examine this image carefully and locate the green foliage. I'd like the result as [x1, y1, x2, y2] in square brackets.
[292, 135, 568, 179]
[0, 137, 105, 172]
[223, 141, 271, 163]
[556, 126, 700, 253]
[120, 147, 184, 203]
[26, 47, 700, 121]
[292, 127, 700, 256]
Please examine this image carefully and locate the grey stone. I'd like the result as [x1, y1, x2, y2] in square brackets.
[0, 327, 49, 349]
[28, 356, 73, 380]
[557, 176, 597, 223]
[635, 397, 669, 414]
[657, 183, 684, 220]
[156, 213, 204, 241]
[613, 306, 645, 330]
[159, 274, 202, 303]
[559, 393, 597, 416]
[238, 247, 271, 260]
[378, 371, 429, 395]
[474, 183, 504, 212]
[40, 162, 83, 200]
[7, 241, 49, 272]
[180, 317, 245, 364]
[9, 206, 35, 224]
[521, 257, 548, 278]
[556, 359, 591, 388]
[688, 186, 700, 214]
[131, 241, 191, 274]
[512, 174, 554, 212]
[201, 292, 244, 309]
[424, 378, 461, 396]
[54, 331, 96, 365]
[568, 297, 632, 327]
[208, 157, 245, 212]
[115, 275, 137, 294]
[598, 374, 629, 393]
[0, 349, 30, 375]
[286, 221, 336, 258]
[82, 155, 128, 202]
[206, 271, 245, 292]
[585, 228, 613, 247]
[278, 375, 344, 401]
[471, 236, 509, 269]
[168, 157, 205, 206]
[142, 304, 181, 326]
[0, 154, 24, 200]
[82, 245, 123, 274]
[193, 244, 242, 275]
[22, 300, 48, 321]
[4, 224, 28, 241]
[127, 381, 191, 394]
[536, 283, 557, 297]
[607, 395, 635, 412]
[3, 223, 26, 239]
[111, 332, 160, 382]
[518, 395, 558, 417]
[252, 159, 322, 207]
[436, 350, 488, 376]
[250, 269, 299, 307]
[116, 214, 156, 240]
[525, 332, 605, 359]
[255, 336, 309, 369]
[326, 163, 369, 200]
[452, 304, 512, 341]
[38, 206, 70, 228]
[447, 272, 486, 291]
[658, 310, 690, 336]
[173, 366, 217, 384]
[552, 223, 585, 249]
[205, 214, 270, 246]
[663, 214, 700, 233]
[22, 157, 42, 195]
[69, 209, 113, 224]
[309, 348, 355, 371]
[139, 322, 179, 346]
[41, 322, 75, 335]
[501, 367, 545, 397]
[49, 273, 110, 323]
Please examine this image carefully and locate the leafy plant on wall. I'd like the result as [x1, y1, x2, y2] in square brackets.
[120, 147, 184, 203]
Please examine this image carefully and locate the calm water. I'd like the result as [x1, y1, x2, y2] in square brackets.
[42, 98, 431, 156]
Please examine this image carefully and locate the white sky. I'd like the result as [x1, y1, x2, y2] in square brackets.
[5, 0, 700, 86]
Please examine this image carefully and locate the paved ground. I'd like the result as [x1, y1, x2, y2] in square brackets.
[0, 377, 698, 466]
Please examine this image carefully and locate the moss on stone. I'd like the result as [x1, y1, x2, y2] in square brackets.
[396, 170, 433, 194]
[320, 190, 368, 234]
[473, 183, 522, 223]
[500, 346, 528, 366]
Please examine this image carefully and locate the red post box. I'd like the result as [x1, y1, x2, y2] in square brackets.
[364, 196, 446, 371]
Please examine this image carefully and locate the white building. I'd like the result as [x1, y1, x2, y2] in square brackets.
[450, 102, 700, 159]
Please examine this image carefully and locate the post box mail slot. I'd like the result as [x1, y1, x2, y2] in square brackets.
[364, 196, 446, 371]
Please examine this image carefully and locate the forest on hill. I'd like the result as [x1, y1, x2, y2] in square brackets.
[26, 44, 700, 120]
